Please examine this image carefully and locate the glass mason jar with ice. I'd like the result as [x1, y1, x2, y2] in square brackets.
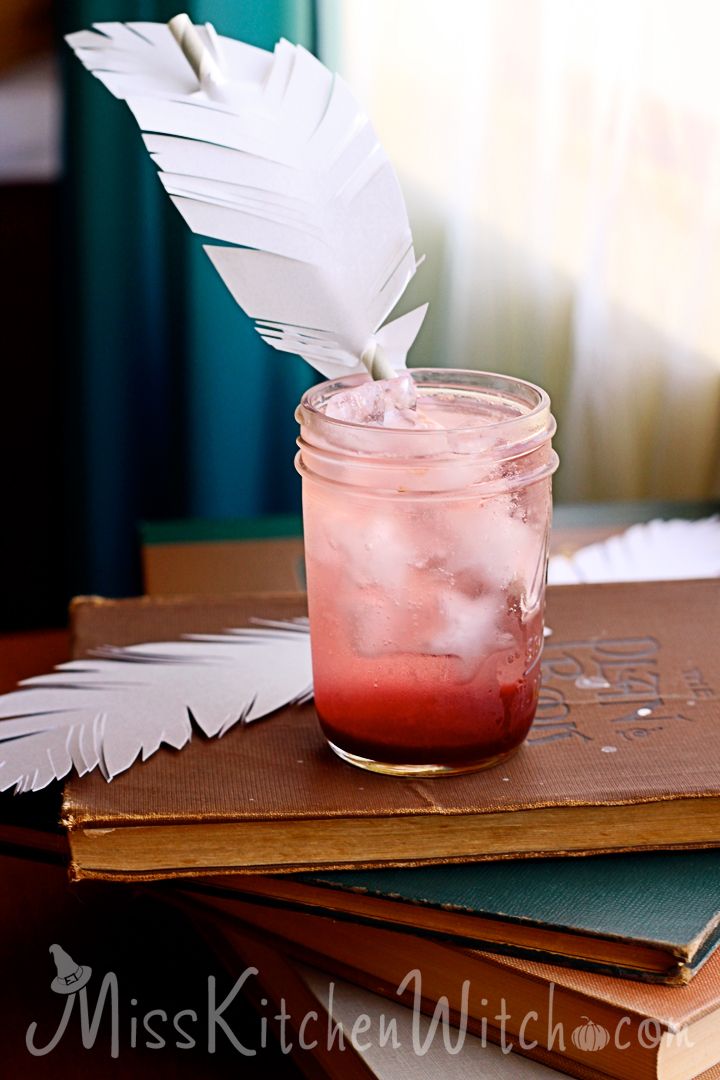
[296, 369, 558, 776]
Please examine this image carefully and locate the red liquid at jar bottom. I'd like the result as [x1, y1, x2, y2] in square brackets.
[313, 650, 541, 769]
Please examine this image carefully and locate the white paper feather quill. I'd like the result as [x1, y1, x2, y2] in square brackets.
[0, 622, 312, 793]
[65, 16, 428, 379]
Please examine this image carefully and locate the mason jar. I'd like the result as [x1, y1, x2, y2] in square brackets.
[295, 369, 558, 776]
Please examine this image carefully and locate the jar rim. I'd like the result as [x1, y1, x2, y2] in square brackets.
[298, 368, 551, 436]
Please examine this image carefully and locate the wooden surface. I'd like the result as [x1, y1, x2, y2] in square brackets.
[0, 628, 68, 692]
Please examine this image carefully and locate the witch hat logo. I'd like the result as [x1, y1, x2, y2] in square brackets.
[49, 944, 92, 995]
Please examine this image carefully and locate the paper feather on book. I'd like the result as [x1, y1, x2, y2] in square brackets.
[0, 621, 312, 794]
[548, 516, 720, 585]
[65, 16, 428, 379]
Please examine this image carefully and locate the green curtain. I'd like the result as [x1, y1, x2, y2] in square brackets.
[58, 1, 317, 597]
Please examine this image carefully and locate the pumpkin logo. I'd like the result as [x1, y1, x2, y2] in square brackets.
[572, 1016, 611, 1052]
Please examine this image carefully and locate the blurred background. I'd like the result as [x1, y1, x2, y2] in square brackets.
[2, 0, 720, 630]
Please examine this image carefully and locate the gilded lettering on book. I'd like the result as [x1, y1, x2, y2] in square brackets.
[530, 635, 703, 746]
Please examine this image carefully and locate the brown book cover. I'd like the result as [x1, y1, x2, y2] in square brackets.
[179, 889, 720, 1080]
[63, 581, 720, 881]
[191, 911, 593, 1080]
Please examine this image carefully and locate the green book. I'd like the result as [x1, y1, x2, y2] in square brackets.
[193, 849, 720, 985]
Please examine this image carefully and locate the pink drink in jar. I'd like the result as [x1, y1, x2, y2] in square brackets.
[295, 370, 558, 776]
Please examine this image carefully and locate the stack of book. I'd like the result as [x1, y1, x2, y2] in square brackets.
[58, 579, 720, 1079]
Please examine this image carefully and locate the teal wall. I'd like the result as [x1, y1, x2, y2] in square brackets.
[59, 2, 317, 596]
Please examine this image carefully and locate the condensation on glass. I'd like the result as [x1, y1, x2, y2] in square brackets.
[296, 370, 558, 776]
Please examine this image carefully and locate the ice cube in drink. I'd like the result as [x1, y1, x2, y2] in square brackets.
[297, 370, 557, 775]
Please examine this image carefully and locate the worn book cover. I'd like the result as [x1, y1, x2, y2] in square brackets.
[194, 847, 720, 985]
[180, 890, 720, 1080]
[191, 910, 577, 1080]
[63, 581, 720, 880]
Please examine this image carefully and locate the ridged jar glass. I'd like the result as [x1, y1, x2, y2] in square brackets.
[295, 369, 558, 776]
